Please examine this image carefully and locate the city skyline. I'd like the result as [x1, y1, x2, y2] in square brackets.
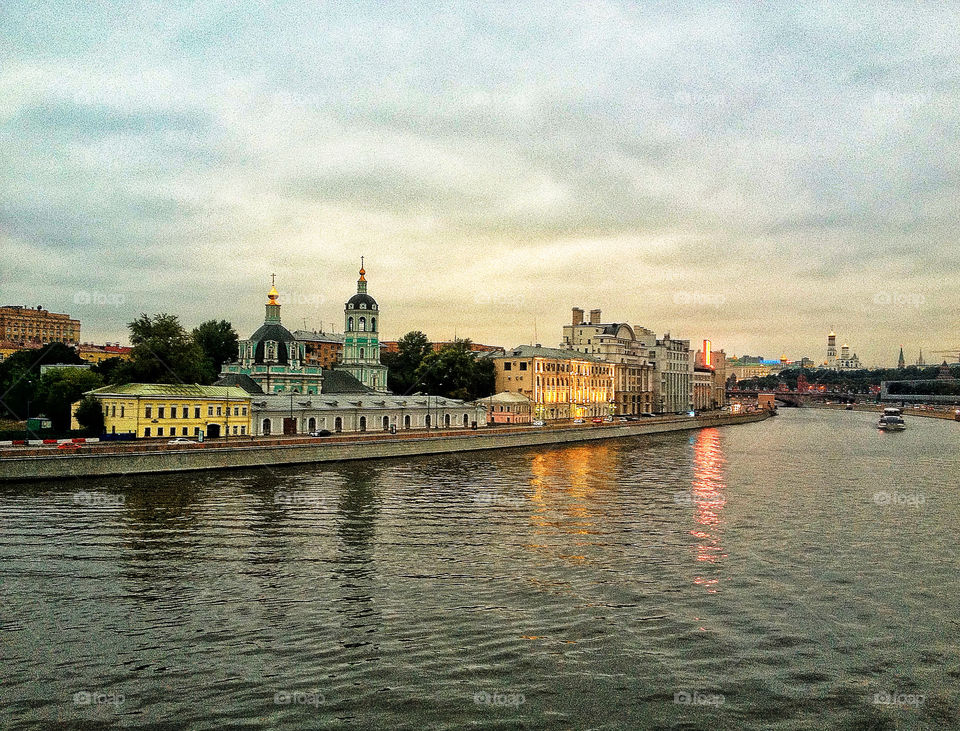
[3, 2, 957, 364]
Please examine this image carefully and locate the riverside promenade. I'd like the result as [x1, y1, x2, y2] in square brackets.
[0, 411, 769, 482]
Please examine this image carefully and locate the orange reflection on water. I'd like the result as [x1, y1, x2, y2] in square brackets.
[690, 428, 727, 591]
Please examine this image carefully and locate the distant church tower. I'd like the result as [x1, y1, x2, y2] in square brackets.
[826, 331, 837, 368]
[897, 346, 905, 369]
[335, 259, 388, 392]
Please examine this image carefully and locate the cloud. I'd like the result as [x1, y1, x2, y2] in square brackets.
[0, 1, 957, 363]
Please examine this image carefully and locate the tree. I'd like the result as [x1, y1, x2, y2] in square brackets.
[413, 340, 496, 401]
[112, 313, 211, 385]
[36, 368, 104, 432]
[92, 356, 127, 384]
[73, 396, 105, 435]
[0, 343, 84, 420]
[383, 331, 433, 395]
[192, 320, 239, 378]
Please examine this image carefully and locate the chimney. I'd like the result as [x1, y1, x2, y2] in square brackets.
[572, 307, 584, 326]
[589, 308, 601, 325]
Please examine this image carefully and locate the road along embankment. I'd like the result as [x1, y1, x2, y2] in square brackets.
[0, 411, 770, 482]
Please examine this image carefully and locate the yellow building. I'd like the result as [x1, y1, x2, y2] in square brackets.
[493, 345, 615, 420]
[77, 343, 133, 364]
[72, 383, 252, 439]
[0, 305, 80, 345]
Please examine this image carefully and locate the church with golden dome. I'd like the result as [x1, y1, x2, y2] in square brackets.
[218, 275, 325, 394]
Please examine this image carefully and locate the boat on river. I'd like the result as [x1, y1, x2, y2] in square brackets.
[877, 407, 906, 431]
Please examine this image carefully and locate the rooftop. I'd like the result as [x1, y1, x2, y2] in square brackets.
[87, 383, 252, 399]
[496, 345, 603, 362]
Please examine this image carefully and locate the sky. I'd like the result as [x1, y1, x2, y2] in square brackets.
[1, 1, 957, 367]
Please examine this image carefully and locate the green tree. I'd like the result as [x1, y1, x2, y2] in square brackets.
[36, 368, 104, 432]
[413, 340, 496, 401]
[73, 395, 105, 435]
[92, 356, 127, 384]
[192, 319, 239, 377]
[0, 343, 84, 420]
[383, 330, 433, 395]
[112, 313, 211, 384]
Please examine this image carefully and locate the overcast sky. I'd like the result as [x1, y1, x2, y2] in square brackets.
[2, 1, 957, 366]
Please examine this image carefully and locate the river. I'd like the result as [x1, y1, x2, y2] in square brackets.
[1, 408, 957, 729]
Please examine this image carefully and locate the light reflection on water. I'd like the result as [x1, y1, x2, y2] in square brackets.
[1, 408, 959, 729]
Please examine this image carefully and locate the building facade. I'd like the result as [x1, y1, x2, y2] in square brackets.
[561, 308, 655, 415]
[251, 392, 486, 436]
[73, 383, 252, 438]
[693, 366, 713, 411]
[335, 263, 388, 392]
[293, 330, 344, 369]
[483, 391, 533, 424]
[0, 305, 80, 345]
[645, 333, 693, 413]
[493, 345, 615, 420]
[77, 343, 133, 364]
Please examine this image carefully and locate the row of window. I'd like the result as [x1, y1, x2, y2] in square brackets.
[141, 425, 248, 437]
[140, 404, 249, 418]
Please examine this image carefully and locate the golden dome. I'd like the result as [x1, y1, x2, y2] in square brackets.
[267, 285, 279, 305]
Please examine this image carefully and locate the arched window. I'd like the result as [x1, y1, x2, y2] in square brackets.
[308, 417, 316, 432]
[262, 419, 271, 435]
[444, 414, 451, 427]
[360, 348, 365, 359]
[359, 317, 366, 331]
[334, 417, 343, 432]
[463, 413, 469, 427]
[404, 415, 411, 429]
[359, 416, 366, 432]
[348, 317, 354, 331]
[425, 414, 431, 428]
[382, 416, 389, 431]
[371, 317, 377, 331]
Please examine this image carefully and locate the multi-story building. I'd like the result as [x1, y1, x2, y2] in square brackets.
[695, 340, 727, 409]
[638, 332, 692, 413]
[482, 392, 533, 424]
[693, 366, 713, 411]
[334, 262, 388, 392]
[293, 330, 344, 369]
[561, 308, 655, 415]
[493, 345, 615, 420]
[73, 383, 252, 439]
[77, 342, 133, 364]
[0, 305, 80, 345]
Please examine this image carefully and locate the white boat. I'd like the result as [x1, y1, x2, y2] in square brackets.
[877, 407, 906, 431]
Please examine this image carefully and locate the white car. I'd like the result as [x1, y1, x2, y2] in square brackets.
[167, 438, 197, 445]
[573, 418, 585, 424]
[531, 420, 545, 427]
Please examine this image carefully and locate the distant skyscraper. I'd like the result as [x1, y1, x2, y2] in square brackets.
[917, 349, 925, 366]
[897, 346, 905, 369]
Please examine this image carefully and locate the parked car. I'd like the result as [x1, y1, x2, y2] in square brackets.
[603, 416, 614, 422]
[573, 418, 585, 424]
[591, 417, 603, 424]
[531, 420, 545, 427]
[309, 429, 332, 437]
[167, 438, 197, 445]
[640, 412, 656, 418]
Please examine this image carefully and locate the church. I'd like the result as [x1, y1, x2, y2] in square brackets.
[217, 263, 486, 435]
